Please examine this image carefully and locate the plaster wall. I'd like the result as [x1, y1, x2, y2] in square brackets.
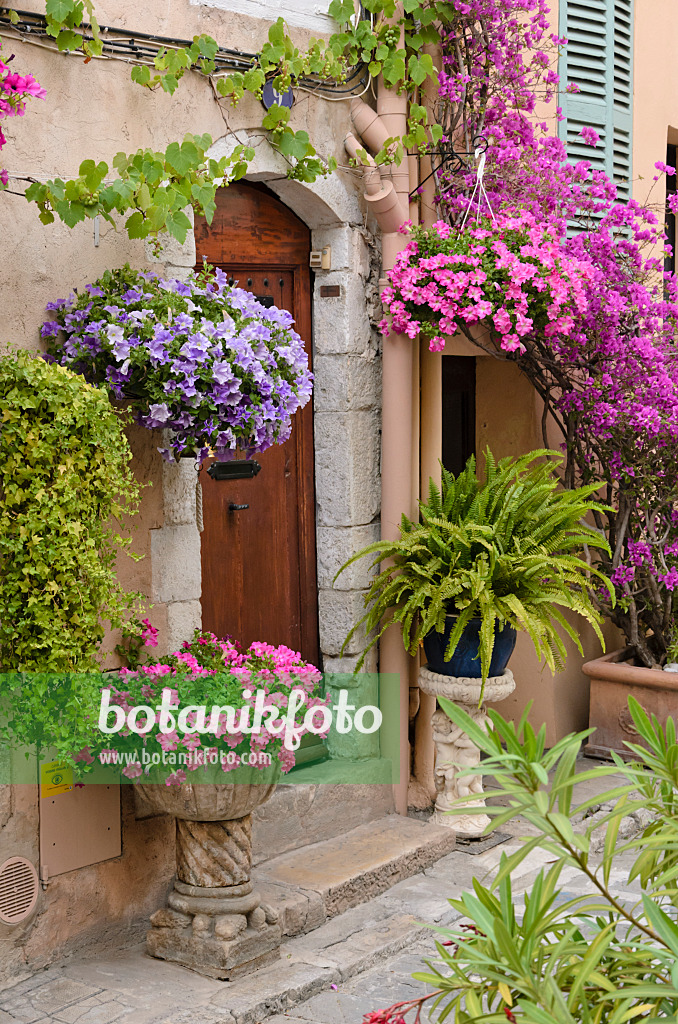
[0, 0, 389, 983]
[189, 0, 336, 33]
[631, 0, 678, 206]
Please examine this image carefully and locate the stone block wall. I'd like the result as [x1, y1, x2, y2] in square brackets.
[309, 222, 383, 679]
[147, 222, 203, 654]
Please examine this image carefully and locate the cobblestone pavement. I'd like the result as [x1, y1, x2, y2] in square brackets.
[0, 759, 641, 1024]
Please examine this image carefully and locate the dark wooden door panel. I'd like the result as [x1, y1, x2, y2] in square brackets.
[196, 183, 320, 666]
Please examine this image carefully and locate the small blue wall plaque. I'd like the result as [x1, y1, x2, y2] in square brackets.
[262, 81, 295, 110]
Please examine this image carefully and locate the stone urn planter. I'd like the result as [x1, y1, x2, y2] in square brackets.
[418, 667, 516, 837]
[138, 779, 281, 979]
[584, 649, 678, 759]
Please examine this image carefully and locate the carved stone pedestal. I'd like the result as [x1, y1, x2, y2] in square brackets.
[418, 667, 516, 838]
[138, 782, 280, 979]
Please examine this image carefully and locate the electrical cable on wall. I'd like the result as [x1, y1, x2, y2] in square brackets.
[0, 7, 369, 97]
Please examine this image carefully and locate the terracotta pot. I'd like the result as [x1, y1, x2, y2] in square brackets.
[584, 648, 678, 759]
[135, 778, 277, 821]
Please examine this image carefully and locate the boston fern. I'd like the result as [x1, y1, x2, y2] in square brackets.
[336, 449, 614, 682]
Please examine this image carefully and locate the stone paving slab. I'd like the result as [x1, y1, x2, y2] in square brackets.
[0, 757, 642, 1024]
[278, 946, 438, 1024]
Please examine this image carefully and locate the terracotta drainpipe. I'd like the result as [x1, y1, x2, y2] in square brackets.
[409, 41, 443, 811]
[345, 36, 413, 815]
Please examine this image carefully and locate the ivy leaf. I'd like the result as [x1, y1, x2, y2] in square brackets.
[408, 53, 436, 86]
[54, 200, 87, 226]
[191, 182, 216, 210]
[165, 210, 192, 243]
[160, 74, 179, 95]
[328, 0, 354, 21]
[131, 66, 151, 87]
[165, 140, 199, 176]
[243, 68, 265, 93]
[136, 184, 152, 212]
[267, 18, 286, 47]
[125, 211, 147, 238]
[56, 29, 84, 52]
[262, 104, 291, 130]
[45, 0, 77, 21]
[383, 52, 406, 86]
[79, 160, 108, 190]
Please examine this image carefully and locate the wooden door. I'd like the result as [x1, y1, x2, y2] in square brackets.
[194, 182, 320, 666]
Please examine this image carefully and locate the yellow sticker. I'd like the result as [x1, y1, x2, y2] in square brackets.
[40, 761, 74, 798]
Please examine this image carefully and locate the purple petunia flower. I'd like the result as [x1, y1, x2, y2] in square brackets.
[43, 266, 313, 464]
[144, 403, 172, 428]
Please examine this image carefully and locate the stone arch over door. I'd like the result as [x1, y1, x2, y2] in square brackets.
[153, 136, 383, 680]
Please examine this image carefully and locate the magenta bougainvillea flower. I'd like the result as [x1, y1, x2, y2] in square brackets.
[0, 54, 45, 186]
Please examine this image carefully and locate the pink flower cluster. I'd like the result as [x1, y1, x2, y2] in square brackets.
[381, 213, 592, 355]
[112, 631, 328, 782]
[0, 53, 45, 186]
[140, 618, 158, 647]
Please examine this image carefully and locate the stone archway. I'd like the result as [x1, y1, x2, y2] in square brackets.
[151, 134, 384, 685]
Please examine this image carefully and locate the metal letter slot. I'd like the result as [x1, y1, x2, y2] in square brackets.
[207, 460, 261, 481]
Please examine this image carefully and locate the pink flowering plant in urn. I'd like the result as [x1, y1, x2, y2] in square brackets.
[42, 264, 313, 463]
[82, 631, 330, 785]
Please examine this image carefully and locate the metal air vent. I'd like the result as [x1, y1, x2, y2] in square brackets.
[0, 857, 39, 925]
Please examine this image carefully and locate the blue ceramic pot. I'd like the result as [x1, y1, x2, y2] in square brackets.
[423, 615, 517, 677]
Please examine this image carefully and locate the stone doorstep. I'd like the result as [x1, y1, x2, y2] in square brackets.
[252, 813, 456, 939]
[0, 815, 458, 1024]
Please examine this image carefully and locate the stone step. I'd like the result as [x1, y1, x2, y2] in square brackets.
[253, 813, 456, 939]
[0, 816, 459, 1024]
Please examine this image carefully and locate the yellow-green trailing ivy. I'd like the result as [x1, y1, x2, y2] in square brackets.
[0, 351, 141, 670]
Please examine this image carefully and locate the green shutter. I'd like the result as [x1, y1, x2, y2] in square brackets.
[559, 0, 633, 203]
[612, 0, 633, 200]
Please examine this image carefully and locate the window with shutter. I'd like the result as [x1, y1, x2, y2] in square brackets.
[665, 143, 677, 277]
[559, 0, 633, 203]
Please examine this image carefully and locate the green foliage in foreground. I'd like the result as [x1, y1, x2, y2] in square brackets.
[0, 351, 141, 670]
[336, 449, 613, 682]
[419, 699, 678, 1024]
